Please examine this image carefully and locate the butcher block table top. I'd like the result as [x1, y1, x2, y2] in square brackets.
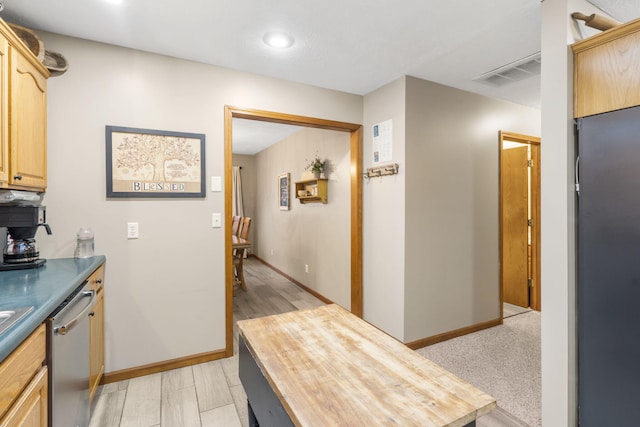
[237, 304, 496, 427]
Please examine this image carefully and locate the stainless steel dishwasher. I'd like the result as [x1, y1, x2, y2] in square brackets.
[47, 280, 96, 427]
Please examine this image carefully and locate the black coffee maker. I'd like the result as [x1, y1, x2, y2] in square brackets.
[0, 205, 52, 270]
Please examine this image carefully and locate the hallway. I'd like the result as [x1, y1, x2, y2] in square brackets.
[90, 258, 537, 426]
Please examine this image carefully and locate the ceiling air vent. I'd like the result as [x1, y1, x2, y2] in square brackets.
[473, 52, 541, 87]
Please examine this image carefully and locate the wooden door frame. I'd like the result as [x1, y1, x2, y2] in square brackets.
[499, 131, 541, 318]
[224, 106, 363, 356]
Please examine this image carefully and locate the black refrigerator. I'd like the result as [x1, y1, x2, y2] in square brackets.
[577, 105, 640, 426]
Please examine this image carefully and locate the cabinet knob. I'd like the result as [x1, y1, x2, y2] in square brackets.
[13, 174, 22, 180]
[95, 279, 102, 284]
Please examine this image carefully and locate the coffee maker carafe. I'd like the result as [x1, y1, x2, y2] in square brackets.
[0, 205, 52, 270]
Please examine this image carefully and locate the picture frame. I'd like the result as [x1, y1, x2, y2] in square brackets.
[106, 125, 206, 198]
[278, 173, 290, 210]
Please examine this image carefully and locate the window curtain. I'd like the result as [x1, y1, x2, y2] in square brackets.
[232, 166, 244, 217]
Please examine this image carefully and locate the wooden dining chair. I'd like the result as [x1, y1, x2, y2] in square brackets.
[231, 215, 242, 236]
[233, 246, 247, 293]
[239, 217, 251, 240]
[233, 217, 252, 293]
[238, 217, 251, 260]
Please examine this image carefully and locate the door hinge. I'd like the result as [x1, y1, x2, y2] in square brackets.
[527, 159, 534, 167]
[528, 278, 533, 288]
[528, 219, 533, 227]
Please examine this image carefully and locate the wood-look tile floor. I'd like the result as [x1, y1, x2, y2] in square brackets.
[89, 357, 248, 427]
[89, 257, 325, 427]
[89, 257, 530, 426]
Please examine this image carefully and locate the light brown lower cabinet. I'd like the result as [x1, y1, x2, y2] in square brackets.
[0, 367, 47, 427]
[88, 264, 105, 403]
[89, 287, 104, 402]
[0, 324, 47, 427]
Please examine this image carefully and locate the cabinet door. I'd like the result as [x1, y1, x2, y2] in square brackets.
[573, 21, 640, 118]
[88, 265, 105, 292]
[10, 47, 46, 190]
[0, 324, 46, 420]
[0, 367, 47, 427]
[89, 288, 105, 402]
[0, 36, 8, 185]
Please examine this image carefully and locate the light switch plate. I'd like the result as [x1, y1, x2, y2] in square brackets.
[212, 213, 222, 228]
[211, 176, 222, 192]
[127, 222, 139, 239]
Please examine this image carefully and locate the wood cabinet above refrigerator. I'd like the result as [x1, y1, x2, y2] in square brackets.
[0, 19, 49, 191]
[573, 17, 640, 118]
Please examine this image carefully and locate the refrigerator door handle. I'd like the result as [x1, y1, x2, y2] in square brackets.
[575, 155, 580, 196]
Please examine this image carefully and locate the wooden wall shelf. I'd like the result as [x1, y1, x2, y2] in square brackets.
[295, 178, 328, 204]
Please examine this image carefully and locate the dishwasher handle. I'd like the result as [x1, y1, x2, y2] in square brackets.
[54, 291, 95, 336]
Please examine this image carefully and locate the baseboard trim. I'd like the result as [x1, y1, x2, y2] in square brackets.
[405, 318, 502, 350]
[253, 255, 334, 305]
[102, 348, 227, 384]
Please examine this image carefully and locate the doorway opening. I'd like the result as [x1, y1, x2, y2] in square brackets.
[223, 106, 363, 356]
[499, 131, 541, 318]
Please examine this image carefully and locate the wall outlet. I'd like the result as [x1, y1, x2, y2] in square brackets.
[270, 248, 274, 256]
[305, 264, 309, 273]
[127, 222, 139, 239]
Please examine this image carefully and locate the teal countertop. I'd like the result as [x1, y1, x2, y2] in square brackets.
[0, 256, 106, 363]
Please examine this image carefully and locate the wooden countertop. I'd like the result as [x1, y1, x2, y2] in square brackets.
[237, 304, 495, 426]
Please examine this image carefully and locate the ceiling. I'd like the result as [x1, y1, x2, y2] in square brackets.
[588, 0, 640, 21]
[0, 0, 637, 153]
[233, 118, 302, 155]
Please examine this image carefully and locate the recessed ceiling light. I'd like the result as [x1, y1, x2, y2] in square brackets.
[104, 0, 123, 4]
[263, 32, 295, 49]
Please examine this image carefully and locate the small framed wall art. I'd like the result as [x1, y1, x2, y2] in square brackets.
[278, 172, 290, 210]
[106, 125, 206, 198]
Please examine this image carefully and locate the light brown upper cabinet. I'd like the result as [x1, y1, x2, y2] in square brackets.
[0, 19, 49, 191]
[573, 17, 640, 118]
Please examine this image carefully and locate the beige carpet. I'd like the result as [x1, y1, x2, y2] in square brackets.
[416, 311, 541, 427]
[503, 302, 531, 319]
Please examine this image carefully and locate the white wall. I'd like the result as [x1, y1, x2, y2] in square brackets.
[38, 32, 362, 373]
[362, 77, 406, 340]
[363, 76, 539, 343]
[403, 76, 541, 342]
[254, 128, 351, 309]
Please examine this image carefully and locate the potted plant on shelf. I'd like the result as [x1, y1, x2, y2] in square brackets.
[306, 155, 326, 179]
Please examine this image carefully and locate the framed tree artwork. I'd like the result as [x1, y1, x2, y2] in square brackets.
[106, 126, 206, 197]
[278, 173, 290, 210]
